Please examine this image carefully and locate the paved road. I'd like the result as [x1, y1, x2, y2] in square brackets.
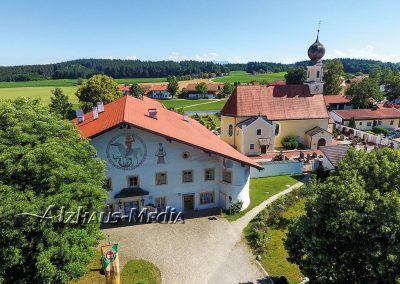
[102, 175, 310, 284]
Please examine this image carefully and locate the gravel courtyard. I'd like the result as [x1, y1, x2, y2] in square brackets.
[102, 215, 267, 284]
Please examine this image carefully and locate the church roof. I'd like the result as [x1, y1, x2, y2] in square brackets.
[221, 85, 330, 121]
[73, 96, 262, 169]
[306, 126, 332, 136]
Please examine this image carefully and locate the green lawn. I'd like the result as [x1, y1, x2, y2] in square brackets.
[115, 77, 167, 84]
[157, 99, 227, 111]
[225, 175, 304, 221]
[252, 197, 306, 284]
[71, 251, 161, 284]
[212, 71, 286, 84]
[0, 86, 78, 105]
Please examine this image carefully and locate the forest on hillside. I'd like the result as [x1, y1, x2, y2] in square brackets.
[1, 58, 399, 82]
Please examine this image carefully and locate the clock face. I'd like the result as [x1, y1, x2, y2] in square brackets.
[106, 132, 147, 170]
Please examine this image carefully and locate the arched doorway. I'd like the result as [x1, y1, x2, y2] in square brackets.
[317, 138, 326, 149]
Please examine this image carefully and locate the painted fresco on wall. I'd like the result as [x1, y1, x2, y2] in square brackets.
[155, 142, 166, 164]
[106, 132, 147, 170]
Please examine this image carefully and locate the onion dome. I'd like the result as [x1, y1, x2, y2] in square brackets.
[307, 33, 325, 62]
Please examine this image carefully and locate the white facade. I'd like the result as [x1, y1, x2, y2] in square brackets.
[304, 61, 324, 95]
[91, 126, 251, 213]
[147, 90, 171, 99]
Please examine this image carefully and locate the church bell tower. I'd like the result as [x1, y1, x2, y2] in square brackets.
[304, 26, 325, 95]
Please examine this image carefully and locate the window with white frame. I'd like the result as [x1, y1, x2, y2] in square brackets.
[391, 120, 394, 125]
[127, 175, 139, 187]
[250, 143, 255, 150]
[367, 122, 372, 126]
[155, 172, 167, 185]
[359, 122, 362, 126]
[378, 120, 382, 125]
[204, 168, 215, 181]
[104, 177, 112, 192]
[155, 196, 166, 208]
[222, 169, 232, 183]
[182, 170, 193, 183]
[256, 129, 262, 135]
[200, 192, 214, 205]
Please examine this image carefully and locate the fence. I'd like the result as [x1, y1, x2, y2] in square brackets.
[250, 160, 303, 178]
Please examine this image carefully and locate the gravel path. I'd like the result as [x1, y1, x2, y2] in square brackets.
[102, 175, 310, 283]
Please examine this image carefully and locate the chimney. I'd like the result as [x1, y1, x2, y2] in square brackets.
[92, 106, 99, 120]
[76, 109, 84, 123]
[97, 102, 104, 113]
[148, 108, 158, 119]
[183, 114, 189, 122]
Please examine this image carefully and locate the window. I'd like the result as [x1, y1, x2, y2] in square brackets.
[378, 120, 382, 125]
[155, 196, 166, 208]
[256, 129, 262, 135]
[127, 175, 139, 187]
[275, 124, 280, 135]
[104, 178, 112, 192]
[155, 172, 167, 185]
[204, 168, 215, 181]
[228, 124, 233, 137]
[367, 122, 372, 126]
[316, 70, 320, 78]
[182, 170, 193, 183]
[200, 192, 214, 205]
[359, 122, 362, 126]
[250, 143, 255, 150]
[390, 120, 394, 125]
[222, 169, 232, 184]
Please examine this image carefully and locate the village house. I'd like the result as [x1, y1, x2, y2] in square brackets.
[324, 95, 352, 110]
[185, 83, 224, 99]
[119, 84, 171, 99]
[330, 108, 400, 131]
[73, 96, 261, 215]
[220, 32, 333, 155]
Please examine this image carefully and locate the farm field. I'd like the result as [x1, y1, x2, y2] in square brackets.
[0, 86, 78, 105]
[212, 70, 286, 84]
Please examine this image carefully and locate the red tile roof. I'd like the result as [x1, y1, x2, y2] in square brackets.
[267, 80, 286, 86]
[185, 83, 224, 92]
[73, 96, 262, 169]
[119, 84, 169, 93]
[324, 95, 351, 105]
[332, 108, 400, 120]
[221, 85, 330, 120]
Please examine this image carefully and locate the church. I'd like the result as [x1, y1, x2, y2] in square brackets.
[73, 96, 262, 215]
[220, 32, 333, 155]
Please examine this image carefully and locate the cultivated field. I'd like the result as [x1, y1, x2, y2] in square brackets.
[212, 70, 286, 83]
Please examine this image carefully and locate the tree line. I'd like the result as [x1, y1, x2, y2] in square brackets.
[2, 58, 400, 82]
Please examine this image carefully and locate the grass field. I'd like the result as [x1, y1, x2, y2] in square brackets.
[255, 197, 305, 284]
[157, 99, 227, 111]
[0, 86, 78, 105]
[212, 71, 286, 84]
[225, 175, 303, 221]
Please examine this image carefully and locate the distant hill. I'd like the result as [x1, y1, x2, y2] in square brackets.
[1, 58, 399, 82]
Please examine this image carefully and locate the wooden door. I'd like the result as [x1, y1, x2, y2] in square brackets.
[183, 194, 194, 211]
[260, 145, 267, 154]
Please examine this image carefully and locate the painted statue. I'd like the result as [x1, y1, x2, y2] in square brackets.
[155, 143, 166, 164]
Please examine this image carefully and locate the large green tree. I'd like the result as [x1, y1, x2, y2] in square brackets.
[167, 76, 179, 98]
[49, 88, 75, 120]
[384, 71, 400, 102]
[323, 59, 344, 96]
[129, 83, 144, 98]
[286, 148, 400, 283]
[222, 82, 234, 97]
[346, 77, 382, 108]
[0, 98, 107, 283]
[75, 74, 122, 112]
[285, 67, 306, 85]
[195, 82, 208, 94]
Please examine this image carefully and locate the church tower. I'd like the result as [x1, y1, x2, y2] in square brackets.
[304, 27, 325, 95]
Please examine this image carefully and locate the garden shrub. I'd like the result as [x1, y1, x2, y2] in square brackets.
[282, 135, 298, 150]
[372, 126, 389, 135]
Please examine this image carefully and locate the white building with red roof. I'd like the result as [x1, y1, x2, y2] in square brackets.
[73, 96, 261, 214]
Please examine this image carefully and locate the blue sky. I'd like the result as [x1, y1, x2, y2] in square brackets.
[1, 0, 400, 66]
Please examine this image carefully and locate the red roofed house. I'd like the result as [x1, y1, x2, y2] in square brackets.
[220, 33, 333, 154]
[185, 83, 224, 99]
[324, 95, 352, 110]
[330, 108, 400, 131]
[119, 84, 171, 99]
[73, 96, 261, 214]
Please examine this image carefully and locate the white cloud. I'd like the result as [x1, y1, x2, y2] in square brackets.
[332, 45, 400, 62]
[168, 52, 220, 61]
[126, 55, 138, 60]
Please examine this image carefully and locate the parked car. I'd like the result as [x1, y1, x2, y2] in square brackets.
[386, 131, 400, 139]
